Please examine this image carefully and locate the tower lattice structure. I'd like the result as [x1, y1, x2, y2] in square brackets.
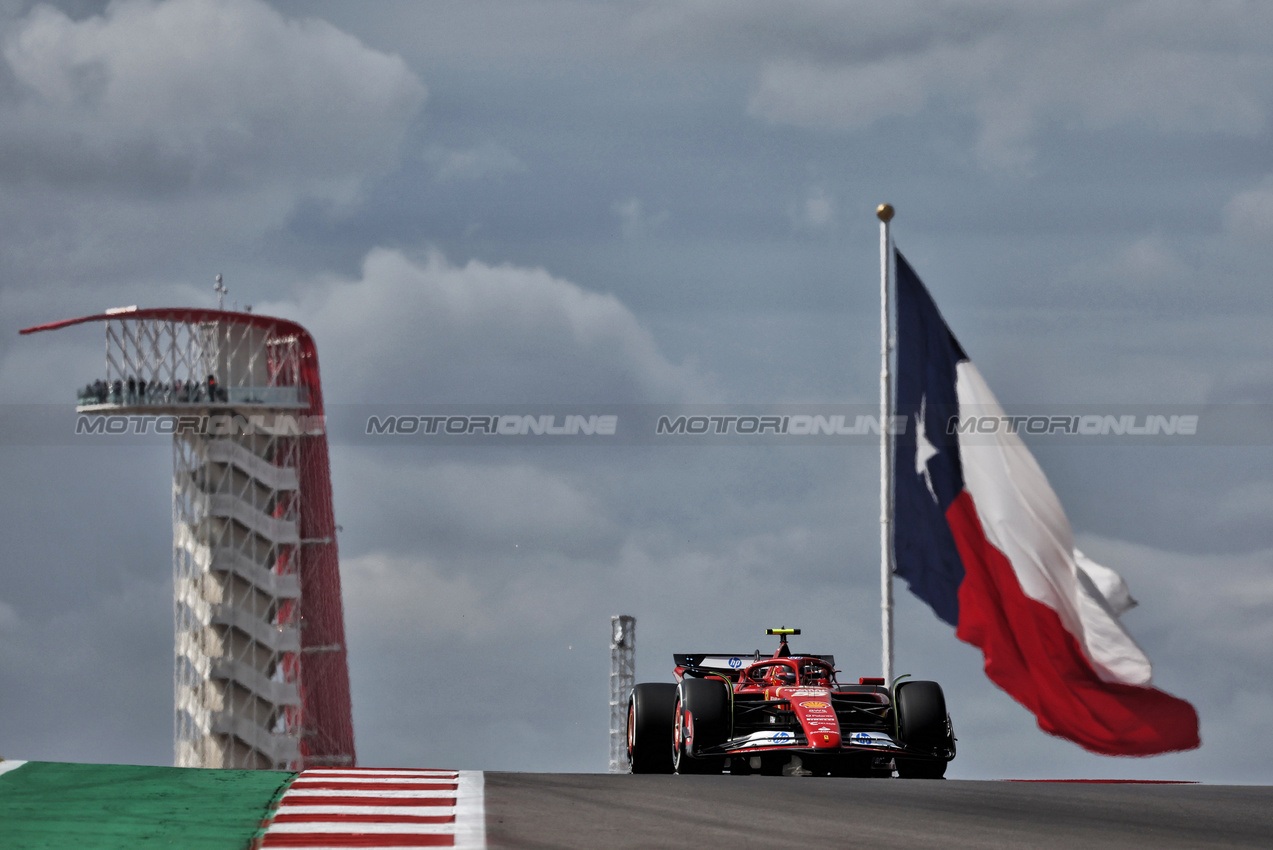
[22, 308, 356, 770]
[609, 614, 635, 773]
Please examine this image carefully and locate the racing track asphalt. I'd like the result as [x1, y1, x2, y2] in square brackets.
[483, 773, 1273, 849]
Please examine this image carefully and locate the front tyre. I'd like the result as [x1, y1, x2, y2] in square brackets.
[894, 680, 953, 779]
[629, 683, 677, 774]
[673, 678, 729, 775]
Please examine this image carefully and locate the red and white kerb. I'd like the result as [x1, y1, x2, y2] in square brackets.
[259, 768, 485, 849]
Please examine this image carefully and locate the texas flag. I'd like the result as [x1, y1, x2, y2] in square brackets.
[892, 249, 1200, 756]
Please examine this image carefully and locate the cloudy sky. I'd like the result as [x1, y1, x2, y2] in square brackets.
[2, 0, 1272, 783]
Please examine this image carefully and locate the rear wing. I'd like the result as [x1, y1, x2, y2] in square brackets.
[674, 653, 836, 679]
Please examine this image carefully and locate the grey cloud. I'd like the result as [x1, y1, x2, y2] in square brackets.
[713, 2, 1273, 170]
[422, 142, 525, 182]
[0, 0, 425, 280]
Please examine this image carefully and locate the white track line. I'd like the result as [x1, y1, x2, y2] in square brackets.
[283, 788, 458, 794]
[276, 806, 453, 817]
[454, 772, 485, 850]
[285, 770, 455, 777]
[0, 760, 28, 779]
[260, 768, 484, 849]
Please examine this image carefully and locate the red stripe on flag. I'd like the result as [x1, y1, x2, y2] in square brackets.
[278, 796, 455, 807]
[261, 834, 453, 847]
[947, 490, 1201, 756]
[270, 814, 456, 824]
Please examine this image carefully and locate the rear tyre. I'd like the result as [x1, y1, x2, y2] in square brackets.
[673, 678, 730, 775]
[894, 680, 952, 780]
[628, 683, 677, 774]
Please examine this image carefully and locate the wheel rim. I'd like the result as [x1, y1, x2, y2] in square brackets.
[627, 700, 636, 760]
[673, 698, 684, 769]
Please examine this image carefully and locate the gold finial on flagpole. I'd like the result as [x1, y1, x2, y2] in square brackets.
[876, 203, 895, 223]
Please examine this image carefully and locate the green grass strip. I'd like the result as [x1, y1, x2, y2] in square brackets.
[0, 761, 296, 849]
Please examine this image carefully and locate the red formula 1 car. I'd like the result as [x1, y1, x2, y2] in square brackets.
[627, 629, 955, 778]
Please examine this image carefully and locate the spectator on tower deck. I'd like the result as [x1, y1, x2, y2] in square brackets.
[112, 379, 122, 403]
[127, 375, 136, 403]
[207, 374, 224, 403]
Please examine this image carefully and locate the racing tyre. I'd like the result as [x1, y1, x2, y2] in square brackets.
[673, 678, 729, 775]
[895, 680, 951, 779]
[629, 683, 677, 774]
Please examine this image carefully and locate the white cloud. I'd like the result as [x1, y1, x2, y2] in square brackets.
[612, 197, 669, 240]
[264, 246, 706, 403]
[788, 185, 837, 232]
[422, 141, 525, 181]
[1223, 175, 1273, 243]
[1062, 233, 1191, 296]
[0, 598, 19, 632]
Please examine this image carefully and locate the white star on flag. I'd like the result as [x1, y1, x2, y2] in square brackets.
[915, 394, 939, 503]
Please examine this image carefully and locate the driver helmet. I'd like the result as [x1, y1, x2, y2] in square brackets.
[773, 666, 797, 685]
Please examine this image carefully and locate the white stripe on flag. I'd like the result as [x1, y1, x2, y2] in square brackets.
[954, 361, 1153, 685]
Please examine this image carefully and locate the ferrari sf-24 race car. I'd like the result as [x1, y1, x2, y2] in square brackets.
[627, 629, 955, 778]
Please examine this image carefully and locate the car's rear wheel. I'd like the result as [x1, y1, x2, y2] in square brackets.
[894, 680, 951, 779]
[672, 678, 729, 775]
[628, 683, 677, 774]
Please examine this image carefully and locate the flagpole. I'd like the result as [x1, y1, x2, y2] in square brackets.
[877, 203, 895, 687]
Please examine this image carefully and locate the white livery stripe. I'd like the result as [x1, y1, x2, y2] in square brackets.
[261, 768, 485, 849]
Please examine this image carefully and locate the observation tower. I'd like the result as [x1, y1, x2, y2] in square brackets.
[21, 307, 356, 770]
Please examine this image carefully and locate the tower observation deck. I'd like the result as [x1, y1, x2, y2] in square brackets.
[21, 307, 356, 770]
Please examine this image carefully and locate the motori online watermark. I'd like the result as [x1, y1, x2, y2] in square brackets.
[35, 404, 1247, 446]
[652, 412, 1199, 438]
[365, 414, 617, 436]
[75, 412, 326, 436]
[945, 414, 1198, 437]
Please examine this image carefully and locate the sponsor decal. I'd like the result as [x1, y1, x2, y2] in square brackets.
[728, 657, 742, 669]
[772, 731, 793, 744]
[847, 731, 901, 749]
[800, 701, 830, 709]
[790, 689, 828, 697]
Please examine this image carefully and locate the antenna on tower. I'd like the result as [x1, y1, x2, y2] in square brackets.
[214, 274, 227, 311]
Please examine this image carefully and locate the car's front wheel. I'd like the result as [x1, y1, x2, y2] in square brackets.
[894, 680, 952, 779]
[672, 678, 728, 775]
